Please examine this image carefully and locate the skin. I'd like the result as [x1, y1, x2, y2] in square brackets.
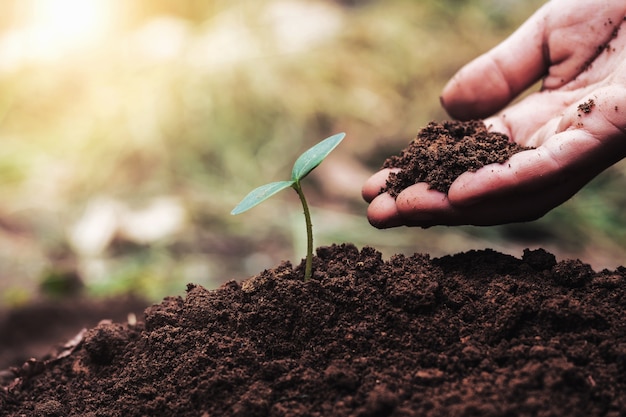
[362, 0, 626, 228]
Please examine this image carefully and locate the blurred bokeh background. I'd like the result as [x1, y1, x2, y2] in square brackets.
[1, 0, 625, 307]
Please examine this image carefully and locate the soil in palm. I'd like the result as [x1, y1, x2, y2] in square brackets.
[382, 119, 531, 196]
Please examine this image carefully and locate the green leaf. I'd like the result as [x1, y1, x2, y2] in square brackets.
[231, 180, 295, 215]
[291, 132, 345, 181]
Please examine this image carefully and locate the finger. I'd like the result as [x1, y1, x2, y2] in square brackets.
[541, 3, 626, 90]
[451, 87, 626, 204]
[367, 183, 462, 228]
[392, 181, 538, 226]
[448, 127, 615, 209]
[451, 167, 602, 226]
[366, 193, 404, 229]
[441, 1, 625, 120]
[485, 84, 626, 150]
[448, 140, 578, 207]
[367, 163, 596, 227]
[395, 183, 453, 224]
[440, 4, 547, 120]
[393, 173, 588, 227]
[443, 89, 626, 224]
[556, 86, 626, 158]
[362, 168, 399, 203]
[389, 181, 542, 227]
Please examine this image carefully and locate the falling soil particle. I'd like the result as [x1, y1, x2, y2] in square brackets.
[381, 120, 531, 196]
[2, 244, 626, 417]
[578, 99, 596, 114]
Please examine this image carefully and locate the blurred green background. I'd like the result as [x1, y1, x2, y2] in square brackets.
[0, 0, 624, 306]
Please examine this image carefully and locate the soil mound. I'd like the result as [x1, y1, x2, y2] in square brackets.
[2, 244, 626, 417]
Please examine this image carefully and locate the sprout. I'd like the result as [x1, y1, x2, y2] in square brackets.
[231, 132, 346, 281]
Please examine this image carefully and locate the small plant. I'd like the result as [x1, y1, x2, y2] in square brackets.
[231, 132, 346, 281]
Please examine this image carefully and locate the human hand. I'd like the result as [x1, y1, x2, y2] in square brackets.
[363, 0, 626, 228]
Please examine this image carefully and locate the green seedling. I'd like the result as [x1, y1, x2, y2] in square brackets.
[231, 132, 346, 281]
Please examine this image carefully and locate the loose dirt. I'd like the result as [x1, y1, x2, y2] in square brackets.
[382, 120, 530, 196]
[2, 245, 625, 417]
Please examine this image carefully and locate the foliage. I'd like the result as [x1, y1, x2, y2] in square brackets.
[232, 133, 345, 280]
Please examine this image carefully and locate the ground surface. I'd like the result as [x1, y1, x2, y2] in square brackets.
[1, 244, 626, 417]
[2, 120, 624, 416]
[0, 296, 148, 371]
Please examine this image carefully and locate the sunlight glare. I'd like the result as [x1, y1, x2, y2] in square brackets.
[2, 0, 116, 65]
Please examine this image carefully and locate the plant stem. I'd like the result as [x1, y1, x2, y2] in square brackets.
[293, 181, 313, 281]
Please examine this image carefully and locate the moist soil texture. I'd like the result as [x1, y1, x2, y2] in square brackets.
[382, 120, 531, 196]
[2, 120, 625, 416]
[2, 245, 626, 417]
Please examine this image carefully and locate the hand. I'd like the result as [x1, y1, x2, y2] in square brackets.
[363, 0, 626, 228]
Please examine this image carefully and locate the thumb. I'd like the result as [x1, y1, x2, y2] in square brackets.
[441, 0, 624, 120]
[440, 6, 547, 120]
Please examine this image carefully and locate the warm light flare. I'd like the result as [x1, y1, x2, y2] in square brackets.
[31, 0, 109, 41]
[1, 0, 117, 66]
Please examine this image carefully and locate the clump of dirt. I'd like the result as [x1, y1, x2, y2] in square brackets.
[2, 244, 626, 417]
[577, 98, 596, 114]
[381, 120, 531, 196]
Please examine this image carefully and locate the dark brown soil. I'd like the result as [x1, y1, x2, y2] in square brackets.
[2, 244, 626, 417]
[382, 120, 531, 196]
[0, 297, 148, 373]
[2, 120, 625, 416]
